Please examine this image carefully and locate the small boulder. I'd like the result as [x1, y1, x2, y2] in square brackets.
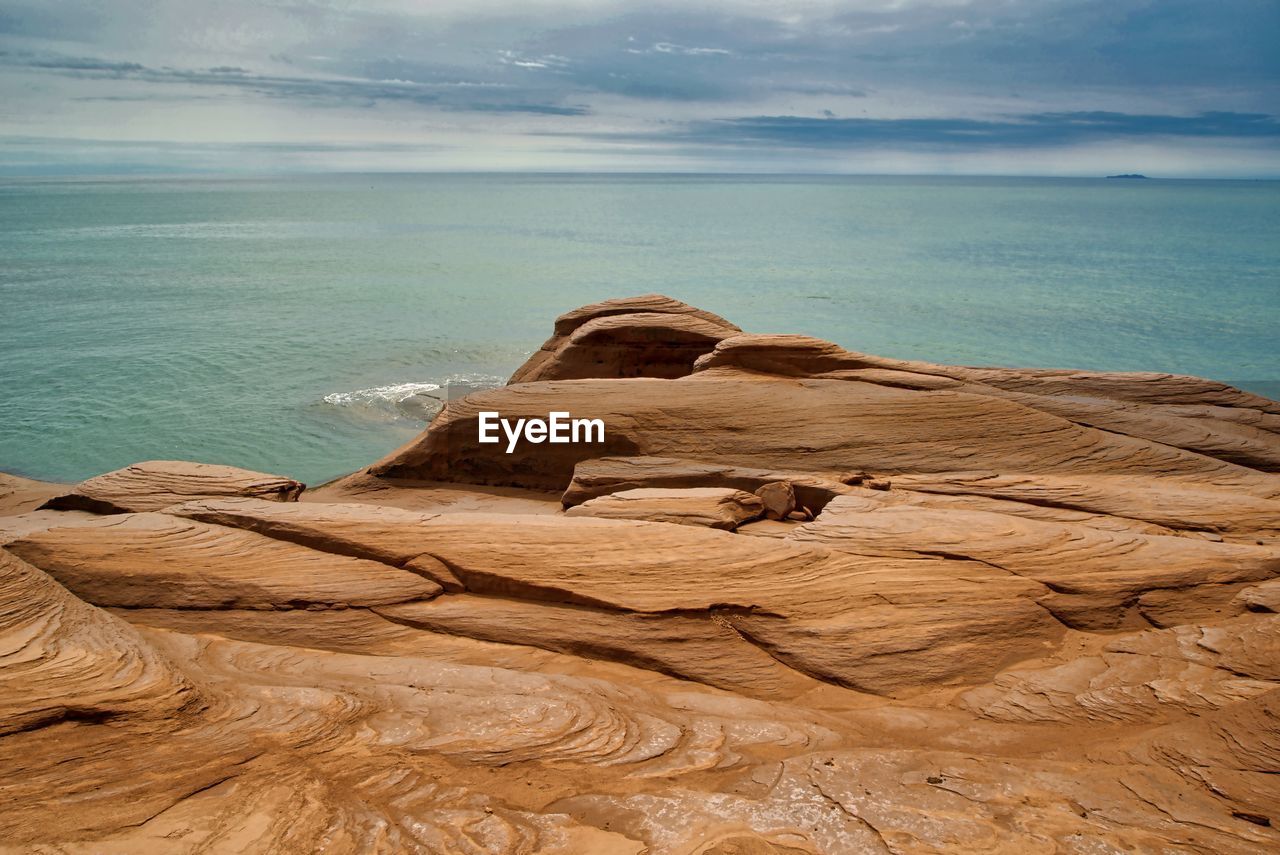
[754, 481, 796, 521]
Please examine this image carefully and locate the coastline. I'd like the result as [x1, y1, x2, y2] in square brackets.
[2, 295, 1278, 852]
[0, 472, 64, 516]
[6, 173, 1277, 487]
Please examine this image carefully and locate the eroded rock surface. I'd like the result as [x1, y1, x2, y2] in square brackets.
[792, 494, 1280, 629]
[561, 455, 854, 513]
[7, 512, 440, 609]
[372, 375, 1279, 507]
[43, 459, 305, 513]
[4, 295, 1279, 853]
[509, 294, 740, 383]
[564, 486, 764, 529]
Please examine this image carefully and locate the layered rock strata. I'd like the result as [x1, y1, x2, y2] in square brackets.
[563, 487, 765, 529]
[42, 459, 305, 513]
[3, 295, 1278, 853]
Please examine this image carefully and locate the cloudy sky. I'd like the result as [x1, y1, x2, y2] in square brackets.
[1, 0, 1277, 175]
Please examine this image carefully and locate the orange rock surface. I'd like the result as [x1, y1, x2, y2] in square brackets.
[42, 459, 305, 513]
[2, 295, 1277, 853]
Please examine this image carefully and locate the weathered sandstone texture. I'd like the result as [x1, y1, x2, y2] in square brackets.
[754, 481, 798, 520]
[564, 486, 764, 529]
[508, 294, 741, 383]
[42, 459, 305, 513]
[3, 295, 1278, 853]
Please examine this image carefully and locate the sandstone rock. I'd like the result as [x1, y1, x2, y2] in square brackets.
[0, 548, 195, 735]
[614, 460, 1180, 539]
[118, 605, 464, 657]
[886, 470, 1280, 540]
[1, 619, 843, 850]
[0, 509, 99, 546]
[169, 497, 441, 563]
[1238, 578, 1280, 612]
[754, 481, 795, 520]
[562, 456, 853, 513]
[1109, 688, 1280, 833]
[697, 332, 1280, 412]
[42, 460, 304, 514]
[377, 594, 819, 698]
[309, 471, 561, 515]
[791, 494, 1280, 629]
[735, 519, 800, 538]
[0, 472, 62, 516]
[509, 294, 740, 383]
[1109, 614, 1280, 682]
[555, 746, 1279, 854]
[405, 514, 1062, 694]
[158, 499, 1062, 693]
[565, 487, 764, 529]
[0, 562, 262, 843]
[726, 566, 1058, 694]
[371, 375, 1278, 504]
[694, 334, 1280, 471]
[4, 296, 1279, 853]
[959, 615, 1280, 724]
[7, 513, 441, 609]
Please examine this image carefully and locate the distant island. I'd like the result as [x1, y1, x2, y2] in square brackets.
[1106, 173, 1149, 179]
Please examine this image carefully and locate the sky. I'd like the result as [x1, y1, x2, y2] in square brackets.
[1, 0, 1278, 176]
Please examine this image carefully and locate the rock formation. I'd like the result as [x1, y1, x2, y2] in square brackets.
[2, 295, 1278, 853]
[508, 294, 741, 383]
[564, 486, 764, 529]
[42, 459, 305, 513]
[754, 481, 797, 520]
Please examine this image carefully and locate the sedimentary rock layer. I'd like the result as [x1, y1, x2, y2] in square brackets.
[3, 295, 1278, 853]
[8, 512, 440, 609]
[43, 459, 305, 513]
[563, 486, 764, 529]
[792, 493, 1280, 628]
[508, 294, 740, 383]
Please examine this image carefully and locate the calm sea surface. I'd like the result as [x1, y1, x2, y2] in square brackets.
[2, 174, 1277, 485]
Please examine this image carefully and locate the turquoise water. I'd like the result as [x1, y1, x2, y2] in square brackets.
[2, 174, 1277, 485]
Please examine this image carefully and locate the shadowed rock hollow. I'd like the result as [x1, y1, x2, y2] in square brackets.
[3, 295, 1279, 853]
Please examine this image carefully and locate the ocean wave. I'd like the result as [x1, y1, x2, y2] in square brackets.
[321, 375, 503, 422]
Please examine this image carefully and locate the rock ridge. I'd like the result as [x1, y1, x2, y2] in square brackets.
[3, 294, 1278, 853]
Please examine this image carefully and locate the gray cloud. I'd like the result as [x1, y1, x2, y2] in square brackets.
[0, 0, 1276, 174]
[661, 111, 1280, 149]
[25, 56, 146, 73]
[1, 50, 586, 114]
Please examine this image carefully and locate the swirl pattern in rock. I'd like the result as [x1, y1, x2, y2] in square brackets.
[3, 295, 1278, 853]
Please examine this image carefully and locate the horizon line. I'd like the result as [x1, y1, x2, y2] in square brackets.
[4, 169, 1280, 181]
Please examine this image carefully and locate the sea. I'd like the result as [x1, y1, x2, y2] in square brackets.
[2, 174, 1277, 486]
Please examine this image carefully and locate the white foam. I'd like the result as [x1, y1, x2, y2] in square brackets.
[323, 382, 442, 407]
[322, 375, 504, 422]
[323, 382, 443, 421]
